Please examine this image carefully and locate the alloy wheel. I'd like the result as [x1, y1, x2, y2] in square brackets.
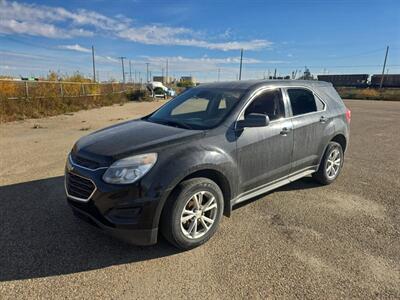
[326, 147, 341, 179]
[180, 191, 218, 239]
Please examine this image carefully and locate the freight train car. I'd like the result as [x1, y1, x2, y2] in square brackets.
[370, 74, 400, 88]
[317, 74, 369, 87]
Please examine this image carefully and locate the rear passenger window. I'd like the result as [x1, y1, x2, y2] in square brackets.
[287, 88, 324, 116]
[245, 89, 285, 121]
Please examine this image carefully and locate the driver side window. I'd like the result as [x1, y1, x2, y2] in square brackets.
[245, 89, 285, 121]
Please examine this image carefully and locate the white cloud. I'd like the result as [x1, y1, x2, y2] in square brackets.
[0, 19, 67, 38]
[119, 28, 271, 51]
[0, 64, 17, 70]
[142, 55, 263, 64]
[0, 1, 93, 38]
[56, 44, 120, 64]
[136, 55, 263, 73]
[95, 55, 119, 64]
[58, 44, 92, 53]
[0, 0, 272, 50]
[265, 60, 289, 64]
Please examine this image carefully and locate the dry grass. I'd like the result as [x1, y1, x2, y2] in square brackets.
[0, 72, 154, 122]
[337, 87, 400, 101]
[0, 93, 128, 123]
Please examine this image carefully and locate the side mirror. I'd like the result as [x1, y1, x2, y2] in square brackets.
[236, 113, 270, 129]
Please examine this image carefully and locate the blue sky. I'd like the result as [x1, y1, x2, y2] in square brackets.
[0, 0, 399, 82]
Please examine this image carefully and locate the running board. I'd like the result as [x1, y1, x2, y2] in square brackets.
[231, 168, 316, 207]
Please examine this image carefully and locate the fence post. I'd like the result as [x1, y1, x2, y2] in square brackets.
[25, 81, 29, 98]
[60, 82, 64, 98]
[81, 83, 85, 96]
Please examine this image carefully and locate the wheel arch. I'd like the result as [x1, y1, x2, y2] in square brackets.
[317, 133, 347, 167]
[155, 167, 233, 230]
[181, 169, 232, 217]
[331, 134, 347, 152]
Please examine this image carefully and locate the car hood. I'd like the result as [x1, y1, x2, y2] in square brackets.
[73, 119, 203, 163]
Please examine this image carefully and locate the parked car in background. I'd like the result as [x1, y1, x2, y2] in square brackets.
[147, 81, 176, 98]
[65, 80, 350, 250]
[165, 87, 176, 97]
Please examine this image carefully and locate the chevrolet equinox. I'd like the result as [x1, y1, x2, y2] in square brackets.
[65, 80, 351, 249]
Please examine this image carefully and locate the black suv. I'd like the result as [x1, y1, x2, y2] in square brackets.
[65, 80, 350, 249]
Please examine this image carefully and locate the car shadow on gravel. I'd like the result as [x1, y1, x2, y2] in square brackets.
[0, 176, 179, 282]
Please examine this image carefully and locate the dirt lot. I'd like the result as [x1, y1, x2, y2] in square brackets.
[0, 99, 399, 299]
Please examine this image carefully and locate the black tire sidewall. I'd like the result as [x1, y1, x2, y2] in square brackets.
[169, 179, 224, 249]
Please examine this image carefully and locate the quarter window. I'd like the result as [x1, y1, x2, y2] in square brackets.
[287, 88, 324, 116]
[245, 89, 285, 121]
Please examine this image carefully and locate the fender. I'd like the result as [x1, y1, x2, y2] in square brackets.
[144, 146, 238, 229]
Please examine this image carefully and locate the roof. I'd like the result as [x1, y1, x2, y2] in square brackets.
[197, 79, 332, 91]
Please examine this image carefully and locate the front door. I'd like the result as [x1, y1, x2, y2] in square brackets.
[236, 88, 294, 193]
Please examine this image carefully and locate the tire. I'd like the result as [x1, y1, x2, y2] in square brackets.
[313, 141, 344, 185]
[160, 177, 224, 250]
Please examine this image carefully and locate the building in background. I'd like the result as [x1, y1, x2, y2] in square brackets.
[152, 76, 173, 84]
[180, 76, 196, 84]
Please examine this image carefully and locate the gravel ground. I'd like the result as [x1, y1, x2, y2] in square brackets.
[0, 99, 399, 299]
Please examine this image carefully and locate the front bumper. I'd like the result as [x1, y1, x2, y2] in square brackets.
[69, 201, 158, 245]
[65, 155, 161, 246]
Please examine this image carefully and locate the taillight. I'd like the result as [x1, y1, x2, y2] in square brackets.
[345, 108, 351, 124]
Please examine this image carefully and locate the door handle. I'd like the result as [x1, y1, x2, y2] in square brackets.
[280, 127, 291, 136]
[320, 116, 328, 123]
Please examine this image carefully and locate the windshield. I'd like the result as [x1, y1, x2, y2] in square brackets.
[146, 87, 244, 129]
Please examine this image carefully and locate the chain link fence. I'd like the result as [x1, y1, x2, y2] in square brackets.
[0, 80, 142, 100]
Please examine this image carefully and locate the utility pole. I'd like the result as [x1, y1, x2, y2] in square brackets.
[146, 63, 150, 82]
[239, 48, 243, 80]
[118, 56, 126, 83]
[166, 59, 169, 84]
[379, 46, 389, 89]
[92, 46, 96, 82]
[129, 60, 132, 83]
[218, 68, 221, 82]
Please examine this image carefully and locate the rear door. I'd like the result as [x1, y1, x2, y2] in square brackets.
[284, 87, 328, 172]
[236, 88, 294, 192]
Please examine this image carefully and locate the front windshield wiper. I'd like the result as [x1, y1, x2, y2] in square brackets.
[148, 118, 193, 130]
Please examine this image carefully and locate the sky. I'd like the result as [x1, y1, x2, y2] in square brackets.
[0, 0, 399, 82]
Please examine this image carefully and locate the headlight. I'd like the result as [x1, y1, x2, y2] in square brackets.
[102, 153, 157, 184]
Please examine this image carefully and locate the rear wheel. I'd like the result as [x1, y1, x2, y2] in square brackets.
[313, 141, 344, 185]
[160, 178, 224, 250]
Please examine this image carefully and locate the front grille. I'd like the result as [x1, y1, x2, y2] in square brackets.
[71, 154, 100, 170]
[66, 172, 96, 201]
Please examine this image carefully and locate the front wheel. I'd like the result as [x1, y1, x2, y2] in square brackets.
[313, 141, 344, 185]
[160, 178, 224, 250]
